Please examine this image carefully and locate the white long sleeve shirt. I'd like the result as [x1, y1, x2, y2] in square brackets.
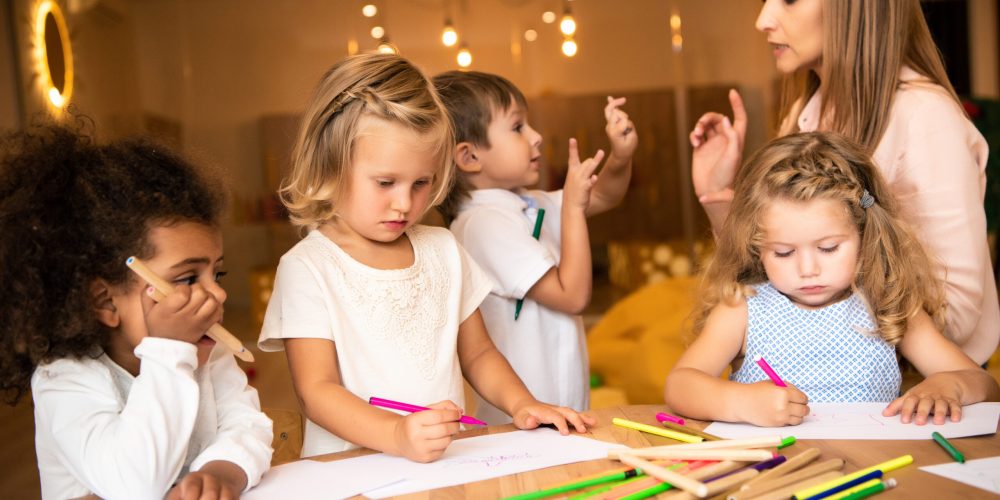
[31, 337, 273, 500]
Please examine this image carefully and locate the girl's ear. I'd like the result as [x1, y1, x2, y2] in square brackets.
[90, 279, 120, 328]
[454, 142, 482, 173]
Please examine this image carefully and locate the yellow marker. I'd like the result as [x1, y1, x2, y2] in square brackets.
[792, 455, 912, 499]
[612, 417, 704, 443]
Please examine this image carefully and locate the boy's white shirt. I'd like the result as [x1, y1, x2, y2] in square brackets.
[451, 188, 589, 424]
[31, 337, 274, 500]
[257, 225, 493, 457]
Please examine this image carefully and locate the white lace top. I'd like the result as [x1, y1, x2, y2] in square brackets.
[258, 225, 493, 457]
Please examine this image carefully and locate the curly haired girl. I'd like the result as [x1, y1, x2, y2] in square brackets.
[665, 132, 999, 427]
[0, 122, 272, 499]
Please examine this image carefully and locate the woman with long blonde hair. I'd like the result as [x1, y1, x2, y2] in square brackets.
[665, 132, 999, 427]
[689, 0, 998, 364]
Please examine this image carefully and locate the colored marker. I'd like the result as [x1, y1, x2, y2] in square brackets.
[503, 467, 642, 499]
[836, 478, 897, 500]
[655, 412, 685, 426]
[368, 397, 487, 426]
[660, 420, 722, 441]
[798, 469, 883, 500]
[780, 436, 797, 449]
[612, 417, 704, 443]
[515, 208, 545, 320]
[755, 355, 787, 387]
[931, 431, 965, 463]
[792, 455, 912, 499]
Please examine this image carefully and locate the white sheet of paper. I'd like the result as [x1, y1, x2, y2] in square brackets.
[242, 454, 412, 500]
[703, 402, 1000, 440]
[363, 429, 628, 498]
[920, 456, 1000, 494]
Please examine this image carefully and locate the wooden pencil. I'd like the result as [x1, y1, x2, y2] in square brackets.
[748, 471, 844, 500]
[610, 448, 775, 462]
[618, 454, 711, 497]
[126, 256, 254, 362]
[728, 458, 844, 500]
[741, 447, 821, 489]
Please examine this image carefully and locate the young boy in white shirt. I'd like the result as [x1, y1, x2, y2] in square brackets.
[434, 71, 637, 424]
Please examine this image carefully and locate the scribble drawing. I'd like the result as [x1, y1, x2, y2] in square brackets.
[804, 412, 887, 428]
[442, 452, 539, 468]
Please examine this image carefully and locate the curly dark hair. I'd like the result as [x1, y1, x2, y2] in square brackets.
[0, 121, 226, 404]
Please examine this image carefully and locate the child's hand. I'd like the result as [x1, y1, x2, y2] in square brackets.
[604, 96, 637, 161]
[883, 373, 965, 425]
[392, 400, 463, 463]
[166, 470, 240, 500]
[511, 400, 596, 435]
[737, 381, 810, 427]
[563, 138, 605, 212]
[143, 283, 223, 345]
[690, 89, 746, 204]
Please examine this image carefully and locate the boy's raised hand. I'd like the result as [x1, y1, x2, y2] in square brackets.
[737, 381, 810, 427]
[511, 399, 596, 435]
[564, 138, 605, 212]
[392, 400, 463, 463]
[604, 96, 637, 160]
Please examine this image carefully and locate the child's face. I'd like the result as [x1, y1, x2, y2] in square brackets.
[335, 117, 438, 243]
[109, 221, 226, 372]
[758, 197, 859, 309]
[475, 99, 543, 190]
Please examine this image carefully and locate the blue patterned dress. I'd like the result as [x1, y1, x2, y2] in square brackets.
[730, 282, 901, 402]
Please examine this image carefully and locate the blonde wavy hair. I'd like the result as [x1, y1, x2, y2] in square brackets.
[695, 132, 945, 345]
[281, 53, 454, 229]
[778, 0, 960, 152]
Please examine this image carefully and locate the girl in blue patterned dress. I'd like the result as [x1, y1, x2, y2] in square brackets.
[665, 132, 999, 427]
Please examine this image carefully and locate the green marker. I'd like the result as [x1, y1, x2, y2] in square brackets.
[514, 208, 545, 320]
[931, 431, 965, 463]
[503, 467, 639, 500]
[779, 436, 797, 449]
[840, 478, 897, 500]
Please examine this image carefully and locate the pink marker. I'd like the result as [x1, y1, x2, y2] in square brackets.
[655, 412, 685, 426]
[369, 396, 488, 426]
[754, 355, 787, 387]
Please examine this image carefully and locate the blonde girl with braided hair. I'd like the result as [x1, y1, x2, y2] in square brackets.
[258, 53, 593, 462]
[665, 132, 999, 428]
[691, 0, 998, 365]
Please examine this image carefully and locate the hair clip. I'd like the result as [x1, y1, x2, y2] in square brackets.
[860, 189, 875, 209]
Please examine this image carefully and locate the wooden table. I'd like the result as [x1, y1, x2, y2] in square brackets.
[311, 404, 999, 499]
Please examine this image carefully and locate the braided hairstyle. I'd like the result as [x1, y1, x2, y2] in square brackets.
[0, 121, 226, 404]
[281, 53, 454, 229]
[694, 132, 945, 345]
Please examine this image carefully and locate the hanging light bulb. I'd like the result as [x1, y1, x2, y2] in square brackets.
[559, 13, 576, 36]
[362, 4, 377, 17]
[377, 39, 397, 54]
[441, 20, 458, 47]
[561, 37, 577, 57]
[457, 44, 472, 67]
[524, 29, 538, 42]
[541, 11, 556, 23]
[370, 25, 385, 39]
